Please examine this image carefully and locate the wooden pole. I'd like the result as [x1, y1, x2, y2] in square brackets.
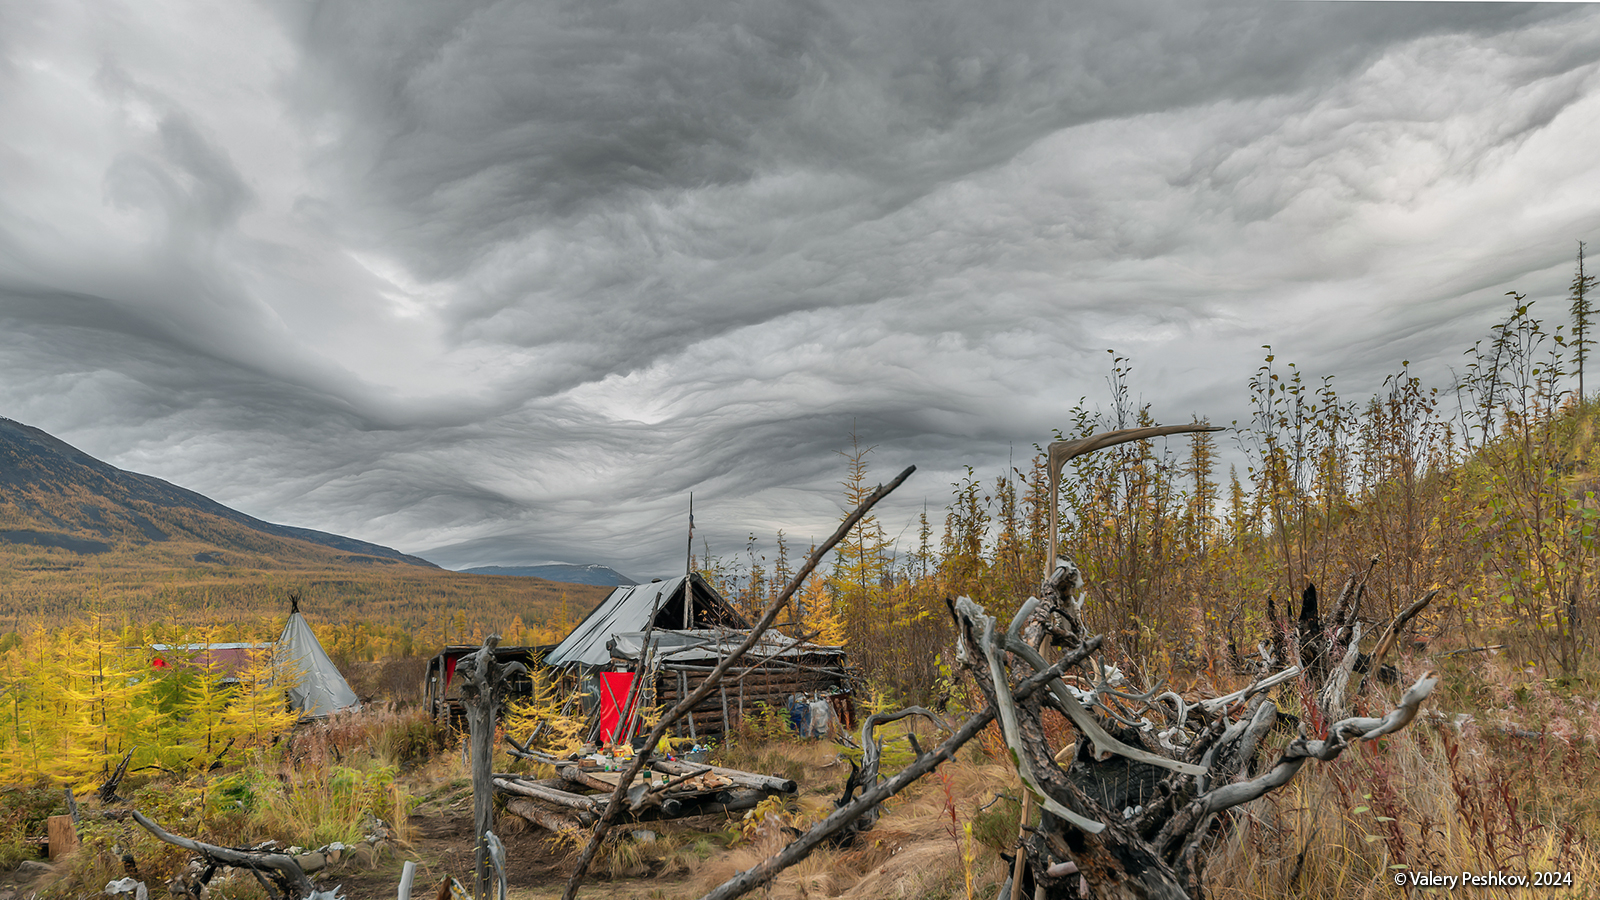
[685, 495, 695, 630]
[675, 669, 685, 739]
[398, 860, 417, 900]
[459, 636, 528, 900]
[494, 778, 600, 812]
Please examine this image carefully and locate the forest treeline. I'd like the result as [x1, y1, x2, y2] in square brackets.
[0, 564, 608, 658]
[702, 244, 1600, 701]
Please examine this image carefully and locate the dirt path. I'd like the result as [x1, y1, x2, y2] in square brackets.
[328, 801, 702, 900]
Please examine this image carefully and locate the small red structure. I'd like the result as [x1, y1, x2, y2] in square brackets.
[597, 671, 638, 745]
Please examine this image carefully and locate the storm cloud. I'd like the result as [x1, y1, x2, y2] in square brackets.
[3, 0, 1599, 577]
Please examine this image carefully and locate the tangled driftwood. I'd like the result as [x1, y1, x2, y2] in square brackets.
[953, 560, 1435, 899]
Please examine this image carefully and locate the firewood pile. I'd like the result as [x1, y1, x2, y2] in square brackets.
[497, 750, 797, 833]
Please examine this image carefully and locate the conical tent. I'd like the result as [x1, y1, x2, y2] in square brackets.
[277, 609, 360, 716]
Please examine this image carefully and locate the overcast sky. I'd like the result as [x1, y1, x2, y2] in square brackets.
[4, 1, 1599, 579]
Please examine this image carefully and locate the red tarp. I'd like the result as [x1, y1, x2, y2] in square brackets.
[598, 671, 637, 745]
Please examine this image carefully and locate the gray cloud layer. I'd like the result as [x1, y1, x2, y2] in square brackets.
[3, 0, 1599, 577]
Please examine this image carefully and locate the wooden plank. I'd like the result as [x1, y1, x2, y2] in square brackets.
[650, 760, 796, 794]
[47, 815, 78, 860]
[572, 769, 647, 790]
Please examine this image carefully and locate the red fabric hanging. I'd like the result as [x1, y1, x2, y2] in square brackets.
[598, 671, 637, 745]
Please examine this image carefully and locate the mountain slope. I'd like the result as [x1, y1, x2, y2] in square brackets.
[0, 416, 435, 568]
[462, 563, 636, 586]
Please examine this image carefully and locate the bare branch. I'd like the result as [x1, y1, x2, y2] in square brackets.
[1198, 665, 1302, 715]
[980, 600, 1204, 777]
[1159, 672, 1438, 857]
[1046, 425, 1224, 580]
[131, 811, 322, 900]
[692, 606, 1099, 900]
[1318, 621, 1363, 719]
[1371, 589, 1440, 667]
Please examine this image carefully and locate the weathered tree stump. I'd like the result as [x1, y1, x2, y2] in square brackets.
[457, 635, 528, 900]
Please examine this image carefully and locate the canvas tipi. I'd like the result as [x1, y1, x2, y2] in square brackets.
[278, 595, 360, 717]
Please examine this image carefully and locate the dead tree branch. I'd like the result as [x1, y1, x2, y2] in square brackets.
[1370, 589, 1440, 670]
[959, 590, 1439, 899]
[832, 706, 951, 841]
[131, 811, 327, 900]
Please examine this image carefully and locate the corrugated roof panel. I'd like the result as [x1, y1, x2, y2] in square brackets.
[544, 576, 685, 667]
[543, 574, 748, 668]
[607, 629, 846, 663]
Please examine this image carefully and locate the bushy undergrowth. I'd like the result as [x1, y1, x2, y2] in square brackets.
[9, 705, 432, 900]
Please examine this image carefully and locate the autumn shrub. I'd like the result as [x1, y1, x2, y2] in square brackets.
[241, 753, 408, 848]
[0, 781, 58, 868]
[379, 705, 449, 770]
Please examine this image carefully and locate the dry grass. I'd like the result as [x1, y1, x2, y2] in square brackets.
[629, 727, 1020, 900]
[1198, 654, 1600, 900]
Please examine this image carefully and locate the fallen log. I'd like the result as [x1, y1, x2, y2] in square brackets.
[643, 788, 770, 821]
[557, 766, 685, 816]
[493, 778, 600, 813]
[504, 797, 589, 833]
[131, 810, 323, 900]
[557, 766, 624, 795]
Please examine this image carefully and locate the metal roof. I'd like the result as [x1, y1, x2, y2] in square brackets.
[607, 629, 846, 664]
[543, 573, 747, 668]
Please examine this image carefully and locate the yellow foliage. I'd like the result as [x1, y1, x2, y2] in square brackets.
[0, 622, 301, 787]
[503, 667, 588, 757]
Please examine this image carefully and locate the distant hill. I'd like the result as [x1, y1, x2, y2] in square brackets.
[462, 563, 636, 586]
[0, 416, 435, 568]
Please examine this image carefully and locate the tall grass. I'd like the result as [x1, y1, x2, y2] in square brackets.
[1206, 666, 1600, 898]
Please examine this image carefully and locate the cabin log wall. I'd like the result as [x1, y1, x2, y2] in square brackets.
[642, 658, 853, 738]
